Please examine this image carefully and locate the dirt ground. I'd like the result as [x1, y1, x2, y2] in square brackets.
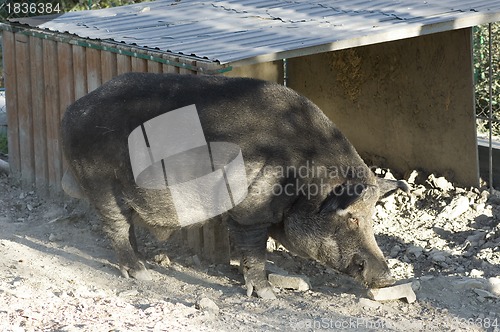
[0, 170, 499, 332]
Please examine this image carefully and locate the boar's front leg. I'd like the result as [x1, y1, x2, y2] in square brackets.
[228, 221, 276, 300]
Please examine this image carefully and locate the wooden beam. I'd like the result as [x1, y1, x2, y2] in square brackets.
[15, 33, 35, 185]
[30, 35, 48, 193]
[43, 38, 62, 193]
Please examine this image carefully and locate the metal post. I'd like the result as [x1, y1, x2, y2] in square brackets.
[488, 23, 494, 191]
[283, 58, 288, 87]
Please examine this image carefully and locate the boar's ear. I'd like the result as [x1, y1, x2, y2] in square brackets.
[377, 178, 410, 199]
[319, 183, 367, 215]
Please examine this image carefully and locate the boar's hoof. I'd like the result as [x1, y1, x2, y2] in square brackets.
[243, 268, 277, 299]
[245, 277, 277, 299]
[256, 287, 277, 300]
[129, 268, 153, 281]
[247, 282, 276, 300]
[120, 263, 152, 281]
[246, 282, 277, 300]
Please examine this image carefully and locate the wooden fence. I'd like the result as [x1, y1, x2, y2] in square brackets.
[2, 26, 230, 263]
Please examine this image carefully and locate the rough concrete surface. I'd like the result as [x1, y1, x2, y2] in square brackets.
[288, 29, 478, 187]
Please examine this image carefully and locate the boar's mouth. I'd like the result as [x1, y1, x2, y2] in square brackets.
[369, 276, 396, 288]
[344, 254, 367, 285]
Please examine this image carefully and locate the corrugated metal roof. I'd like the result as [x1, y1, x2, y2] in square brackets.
[9, 0, 500, 66]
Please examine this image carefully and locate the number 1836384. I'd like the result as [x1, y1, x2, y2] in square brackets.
[3, 2, 61, 16]
[449, 317, 499, 330]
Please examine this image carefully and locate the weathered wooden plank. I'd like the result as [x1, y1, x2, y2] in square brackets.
[162, 55, 180, 74]
[184, 226, 204, 256]
[101, 51, 117, 83]
[131, 56, 147, 72]
[178, 59, 196, 75]
[117, 53, 132, 75]
[72, 45, 87, 100]
[2, 31, 20, 177]
[200, 56, 230, 263]
[15, 33, 35, 185]
[58, 42, 74, 117]
[147, 56, 162, 73]
[30, 35, 48, 193]
[58, 42, 74, 187]
[176, 58, 231, 263]
[203, 217, 230, 264]
[157, 55, 201, 258]
[86, 47, 102, 93]
[43, 38, 62, 193]
[190, 58, 222, 262]
[162, 64, 180, 74]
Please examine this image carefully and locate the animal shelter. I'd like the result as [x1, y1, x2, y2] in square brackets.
[2, 0, 500, 262]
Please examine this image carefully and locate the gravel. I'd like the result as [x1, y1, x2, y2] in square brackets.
[0, 169, 499, 331]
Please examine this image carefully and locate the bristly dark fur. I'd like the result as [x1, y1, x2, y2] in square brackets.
[61, 72, 396, 298]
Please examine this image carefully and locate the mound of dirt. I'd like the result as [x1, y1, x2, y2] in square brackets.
[0, 170, 499, 331]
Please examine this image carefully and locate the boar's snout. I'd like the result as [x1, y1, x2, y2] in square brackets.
[369, 271, 396, 288]
[346, 253, 395, 288]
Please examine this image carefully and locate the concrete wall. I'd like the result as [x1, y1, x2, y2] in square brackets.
[288, 29, 479, 187]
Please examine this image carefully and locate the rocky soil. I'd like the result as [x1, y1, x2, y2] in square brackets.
[0, 169, 499, 331]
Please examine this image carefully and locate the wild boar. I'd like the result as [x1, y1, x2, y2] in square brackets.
[61, 73, 407, 299]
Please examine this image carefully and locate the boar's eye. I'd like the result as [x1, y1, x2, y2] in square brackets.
[348, 217, 359, 230]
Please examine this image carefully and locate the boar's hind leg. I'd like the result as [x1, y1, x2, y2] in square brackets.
[229, 221, 276, 300]
[97, 205, 152, 281]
